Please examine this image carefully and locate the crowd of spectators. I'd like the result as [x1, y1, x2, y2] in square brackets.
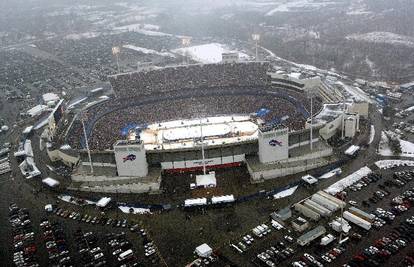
[109, 62, 271, 98]
[64, 84, 321, 151]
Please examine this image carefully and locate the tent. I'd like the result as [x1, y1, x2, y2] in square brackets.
[195, 243, 213, 258]
[196, 173, 216, 188]
[42, 177, 60, 187]
[96, 197, 112, 208]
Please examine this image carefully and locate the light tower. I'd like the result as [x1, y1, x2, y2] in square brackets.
[112, 46, 121, 74]
[307, 87, 318, 151]
[252, 34, 261, 61]
[181, 36, 192, 65]
[80, 112, 93, 174]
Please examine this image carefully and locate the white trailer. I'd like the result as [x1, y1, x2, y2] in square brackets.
[343, 211, 371, 230]
[303, 199, 332, 217]
[297, 226, 326, 246]
[348, 207, 375, 223]
[294, 203, 321, 221]
[311, 194, 340, 212]
[317, 191, 346, 209]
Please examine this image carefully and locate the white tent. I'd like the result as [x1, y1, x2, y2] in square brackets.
[96, 197, 112, 208]
[42, 177, 60, 187]
[195, 243, 213, 258]
[27, 105, 47, 117]
[196, 173, 216, 188]
[44, 204, 53, 212]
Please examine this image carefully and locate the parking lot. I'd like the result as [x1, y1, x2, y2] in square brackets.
[215, 167, 414, 267]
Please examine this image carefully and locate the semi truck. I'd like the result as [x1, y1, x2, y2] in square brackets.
[343, 211, 371, 230]
[294, 203, 321, 221]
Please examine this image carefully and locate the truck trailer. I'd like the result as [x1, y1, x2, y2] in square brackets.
[317, 191, 346, 208]
[294, 203, 321, 221]
[343, 211, 371, 230]
[303, 199, 332, 217]
[297, 226, 326, 246]
[311, 194, 340, 212]
[348, 207, 375, 223]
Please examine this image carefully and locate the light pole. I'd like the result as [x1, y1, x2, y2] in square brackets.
[181, 36, 192, 65]
[81, 112, 93, 174]
[252, 34, 260, 61]
[112, 46, 121, 74]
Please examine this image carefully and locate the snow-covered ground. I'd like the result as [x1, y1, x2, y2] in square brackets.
[64, 32, 100, 40]
[273, 185, 298, 199]
[123, 45, 176, 57]
[115, 24, 172, 36]
[346, 32, 414, 48]
[172, 43, 251, 64]
[265, 0, 336, 15]
[378, 131, 414, 158]
[368, 125, 375, 145]
[319, 168, 342, 179]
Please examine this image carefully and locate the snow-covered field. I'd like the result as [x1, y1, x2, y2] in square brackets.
[172, 43, 251, 64]
[378, 131, 414, 158]
[266, 0, 337, 15]
[123, 45, 176, 58]
[346, 32, 414, 48]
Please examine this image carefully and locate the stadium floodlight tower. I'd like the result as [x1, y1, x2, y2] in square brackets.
[80, 112, 93, 174]
[307, 87, 318, 151]
[252, 34, 260, 61]
[112, 46, 121, 74]
[181, 36, 192, 65]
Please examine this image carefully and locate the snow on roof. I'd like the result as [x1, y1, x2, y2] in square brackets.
[27, 105, 47, 117]
[22, 126, 33, 135]
[195, 243, 213, 258]
[196, 173, 217, 187]
[96, 197, 111, 207]
[184, 198, 207, 207]
[345, 145, 360, 155]
[211, 195, 235, 204]
[401, 81, 414, 89]
[375, 160, 414, 169]
[273, 185, 299, 199]
[301, 175, 318, 184]
[324, 166, 372, 195]
[42, 177, 60, 187]
[42, 93, 60, 103]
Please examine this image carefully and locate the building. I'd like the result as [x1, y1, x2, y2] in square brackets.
[221, 52, 239, 63]
[292, 217, 309, 232]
